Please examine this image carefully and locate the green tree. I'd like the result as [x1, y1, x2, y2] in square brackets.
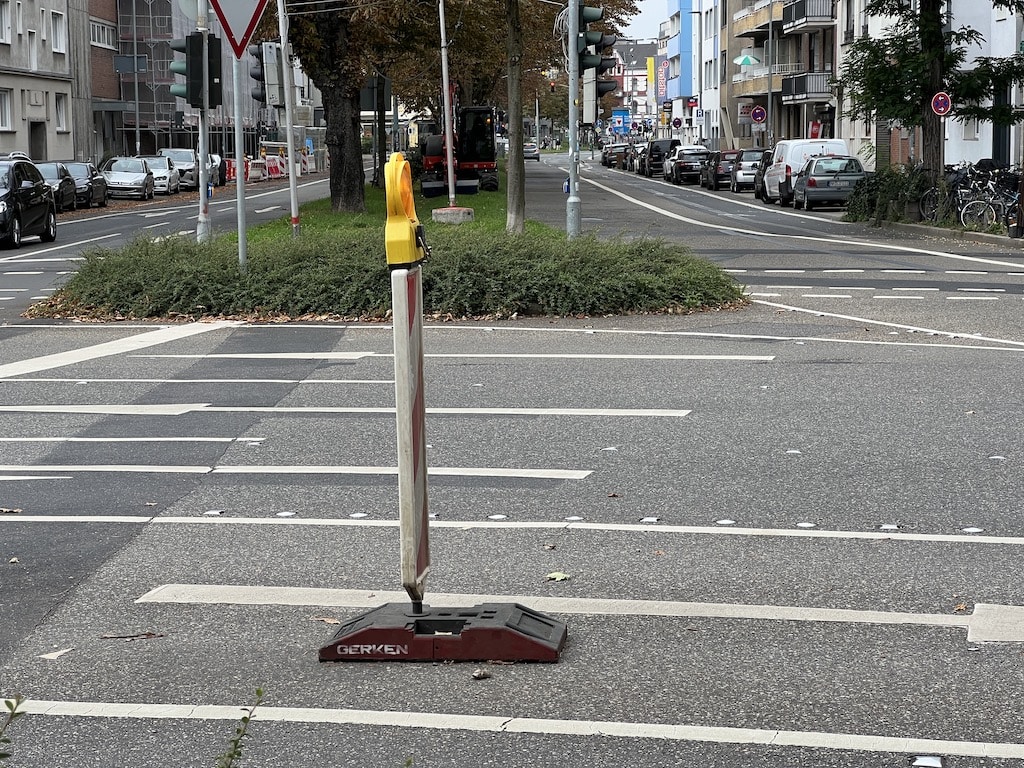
[838, 0, 1024, 177]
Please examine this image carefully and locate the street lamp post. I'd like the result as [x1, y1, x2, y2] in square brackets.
[766, 0, 775, 147]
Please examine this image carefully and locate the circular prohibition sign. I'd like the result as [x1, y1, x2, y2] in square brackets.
[932, 91, 953, 116]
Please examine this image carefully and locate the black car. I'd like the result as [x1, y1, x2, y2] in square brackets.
[36, 161, 77, 212]
[644, 138, 680, 177]
[0, 158, 58, 248]
[752, 150, 774, 201]
[699, 149, 741, 191]
[63, 161, 109, 208]
[670, 147, 711, 185]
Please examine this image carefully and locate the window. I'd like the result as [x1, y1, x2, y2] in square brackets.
[38, 7, 44, 40]
[15, 0, 21, 34]
[0, 0, 10, 43]
[90, 19, 116, 48]
[50, 10, 64, 52]
[963, 118, 979, 141]
[55, 92, 67, 130]
[0, 89, 11, 130]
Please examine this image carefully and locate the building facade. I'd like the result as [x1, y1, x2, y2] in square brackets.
[0, 0, 76, 159]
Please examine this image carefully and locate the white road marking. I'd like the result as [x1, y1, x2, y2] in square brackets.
[802, 294, 850, 298]
[17, 698, 1024, 758]
[137, 352, 774, 362]
[0, 464, 592, 480]
[0, 404, 690, 418]
[753, 299, 1024, 348]
[255, 206, 280, 213]
[2, 271, 43, 275]
[957, 287, 1005, 292]
[946, 295, 1000, 301]
[873, 295, 925, 300]
[580, 174, 1024, 269]
[138, 584, 1024, 644]
[0, 436, 263, 443]
[0, 377, 393, 384]
[10, 514, 1024, 548]
[0, 475, 72, 481]
[0, 322, 238, 379]
[0, 233, 119, 263]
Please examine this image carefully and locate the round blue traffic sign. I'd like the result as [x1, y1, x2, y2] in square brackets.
[750, 105, 767, 123]
[932, 91, 952, 116]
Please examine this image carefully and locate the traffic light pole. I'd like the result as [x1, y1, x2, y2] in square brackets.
[197, 0, 212, 243]
[566, 0, 581, 239]
[277, 0, 301, 237]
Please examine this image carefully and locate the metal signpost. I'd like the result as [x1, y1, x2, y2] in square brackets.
[319, 155, 567, 663]
[209, 0, 269, 271]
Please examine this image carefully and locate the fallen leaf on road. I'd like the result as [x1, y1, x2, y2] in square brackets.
[471, 668, 492, 680]
[607, 492, 620, 498]
[39, 648, 74, 660]
[1, 508, 22, 514]
[953, 603, 968, 613]
[8, 557, 19, 564]
[546, 572, 571, 582]
[311, 616, 342, 625]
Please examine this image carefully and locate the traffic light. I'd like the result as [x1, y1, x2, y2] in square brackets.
[169, 33, 202, 108]
[249, 42, 285, 106]
[578, 4, 617, 94]
[169, 32, 222, 109]
[249, 43, 267, 103]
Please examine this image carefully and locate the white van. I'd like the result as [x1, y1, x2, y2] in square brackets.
[763, 138, 849, 206]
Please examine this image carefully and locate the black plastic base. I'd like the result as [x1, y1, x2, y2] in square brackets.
[319, 602, 567, 663]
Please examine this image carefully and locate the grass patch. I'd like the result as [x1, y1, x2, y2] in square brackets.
[28, 182, 746, 322]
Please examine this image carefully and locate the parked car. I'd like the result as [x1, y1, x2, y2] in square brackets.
[644, 138, 680, 177]
[600, 142, 630, 168]
[699, 149, 741, 191]
[141, 155, 181, 195]
[63, 161, 108, 208]
[763, 138, 849, 206]
[752, 150, 773, 201]
[668, 146, 710, 185]
[35, 161, 77, 212]
[633, 145, 648, 174]
[157, 147, 199, 188]
[730, 148, 767, 193]
[101, 156, 155, 199]
[792, 154, 868, 211]
[0, 157, 57, 248]
[523, 142, 541, 161]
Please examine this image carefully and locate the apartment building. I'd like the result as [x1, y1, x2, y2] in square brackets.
[0, 0, 75, 159]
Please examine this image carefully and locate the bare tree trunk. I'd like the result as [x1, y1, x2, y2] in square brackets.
[505, 0, 525, 234]
[324, 84, 366, 213]
[920, 0, 945, 179]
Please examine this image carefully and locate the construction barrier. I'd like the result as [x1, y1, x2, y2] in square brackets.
[265, 155, 286, 179]
[224, 159, 253, 182]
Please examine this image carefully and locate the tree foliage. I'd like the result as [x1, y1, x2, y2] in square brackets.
[838, 0, 1024, 176]
[268, 0, 639, 214]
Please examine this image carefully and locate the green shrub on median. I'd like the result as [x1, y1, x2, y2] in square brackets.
[27, 191, 746, 322]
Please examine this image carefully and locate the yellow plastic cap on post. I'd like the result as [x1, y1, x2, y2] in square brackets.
[385, 153, 425, 267]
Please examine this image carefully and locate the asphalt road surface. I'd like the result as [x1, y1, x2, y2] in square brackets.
[2, 157, 1024, 767]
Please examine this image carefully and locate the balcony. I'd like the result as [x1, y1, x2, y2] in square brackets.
[731, 62, 805, 98]
[780, 71, 833, 104]
[733, 0, 782, 39]
[782, 0, 835, 33]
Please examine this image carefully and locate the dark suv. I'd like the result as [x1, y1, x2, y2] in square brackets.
[0, 158, 57, 248]
[644, 138, 680, 177]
